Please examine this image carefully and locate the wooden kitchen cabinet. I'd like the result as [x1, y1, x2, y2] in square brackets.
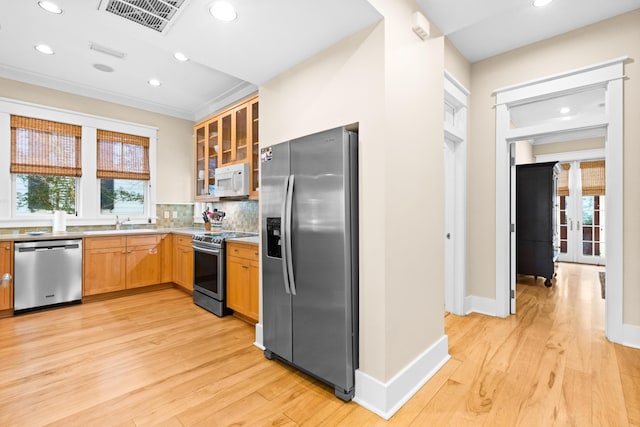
[226, 241, 259, 323]
[83, 234, 161, 296]
[0, 241, 13, 311]
[84, 236, 127, 296]
[194, 117, 219, 200]
[173, 234, 193, 292]
[160, 233, 173, 283]
[193, 95, 259, 201]
[125, 235, 161, 289]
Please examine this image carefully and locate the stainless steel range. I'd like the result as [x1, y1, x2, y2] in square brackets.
[192, 231, 256, 316]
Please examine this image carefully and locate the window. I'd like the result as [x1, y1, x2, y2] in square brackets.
[10, 115, 81, 215]
[97, 130, 149, 215]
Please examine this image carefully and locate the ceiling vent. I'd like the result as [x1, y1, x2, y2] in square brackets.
[100, 0, 187, 32]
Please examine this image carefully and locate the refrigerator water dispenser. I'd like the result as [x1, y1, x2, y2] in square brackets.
[266, 217, 282, 258]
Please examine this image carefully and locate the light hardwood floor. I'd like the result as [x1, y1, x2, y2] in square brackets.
[0, 263, 638, 426]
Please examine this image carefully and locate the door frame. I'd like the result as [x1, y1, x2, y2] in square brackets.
[444, 71, 468, 316]
[494, 58, 625, 343]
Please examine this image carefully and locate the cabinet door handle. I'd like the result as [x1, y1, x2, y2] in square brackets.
[242, 264, 249, 269]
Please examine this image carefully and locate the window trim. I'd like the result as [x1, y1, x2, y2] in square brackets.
[0, 98, 157, 228]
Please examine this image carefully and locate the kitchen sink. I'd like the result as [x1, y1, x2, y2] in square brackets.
[83, 229, 158, 235]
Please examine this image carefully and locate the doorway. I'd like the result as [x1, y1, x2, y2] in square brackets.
[494, 58, 625, 343]
[557, 160, 607, 265]
[443, 71, 468, 316]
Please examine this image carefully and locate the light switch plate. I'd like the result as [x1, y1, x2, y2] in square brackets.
[163, 211, 170, 219]
[172, 211, 178, 219]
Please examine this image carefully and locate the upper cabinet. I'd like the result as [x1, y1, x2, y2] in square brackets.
[194, 96, 259, 201]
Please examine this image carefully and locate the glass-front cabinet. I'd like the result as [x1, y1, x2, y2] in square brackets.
[194, 95, 259, 201]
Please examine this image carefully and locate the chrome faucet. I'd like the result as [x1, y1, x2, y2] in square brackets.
[115, 215, 130, 230]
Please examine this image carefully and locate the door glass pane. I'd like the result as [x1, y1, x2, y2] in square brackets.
[558, 195, 569, 254]
[582, 195, 605, 257]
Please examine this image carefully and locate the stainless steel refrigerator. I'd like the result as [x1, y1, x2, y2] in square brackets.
[261, 125, 358, 401]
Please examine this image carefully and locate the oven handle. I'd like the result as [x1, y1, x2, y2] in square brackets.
[280, 176, 291, 295]
[192, 245, 221, 256]
[285, 174, 296, 295]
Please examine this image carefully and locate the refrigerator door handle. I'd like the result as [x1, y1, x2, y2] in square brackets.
[286, 174, 297, 295]
[280, 176, 291, 295]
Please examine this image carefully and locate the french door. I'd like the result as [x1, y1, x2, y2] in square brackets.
[557, 161, 606, 265]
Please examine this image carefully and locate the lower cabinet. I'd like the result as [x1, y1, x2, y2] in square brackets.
[173, 234, 193, 292]
[226, 241, 259, 323]
[0, 241, 13, 310]
[84, 235, 161, 296]
[160, 233, 173, 283]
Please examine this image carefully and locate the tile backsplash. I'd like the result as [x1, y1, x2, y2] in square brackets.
[0, 201, 259, 234]
[156, 203, 195, 229]
[198, 200, 259, 232]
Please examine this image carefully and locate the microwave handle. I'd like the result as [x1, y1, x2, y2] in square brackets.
[232, 171, 239, 192]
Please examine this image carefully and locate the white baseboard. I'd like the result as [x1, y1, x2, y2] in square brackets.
[464, 295, 498, 316]
[622, 323, 640, 349]
[353, 335, 450, 420]
[253, 322, 264, 350]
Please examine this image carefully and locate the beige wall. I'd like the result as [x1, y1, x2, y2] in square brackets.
[261, 0, 445, 382]
[515, 140, 534, 165]
[532, 137, 605, 157]
[0, 78, 194, 204]
[468, 10, 640, 326]
[444, 37, 471, 91]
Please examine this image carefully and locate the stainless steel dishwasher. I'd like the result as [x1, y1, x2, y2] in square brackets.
[14, 239, 83, 313]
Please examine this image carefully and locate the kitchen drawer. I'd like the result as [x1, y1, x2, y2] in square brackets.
[84, 236, 127, 250]
[227, 242, 258, 260]
[174, 235, 192, 247]
[127, 234, 160, 247]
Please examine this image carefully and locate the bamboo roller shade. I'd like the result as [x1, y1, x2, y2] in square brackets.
[10, 115, 82, 177]
[558, 163, 570, 196]
[97, 130, 150, 180]
[580, 160, 605, 196]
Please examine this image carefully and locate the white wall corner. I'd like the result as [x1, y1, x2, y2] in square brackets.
[353, 335, 450, 420]
[464, 295, 499, 317]
[253, 322, 264, 350]
[621, 323, 640, 349]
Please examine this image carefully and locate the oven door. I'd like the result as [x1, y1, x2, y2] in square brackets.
[192, 244, 224, 300]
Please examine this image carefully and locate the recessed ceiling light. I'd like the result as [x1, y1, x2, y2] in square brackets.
[533, 0, 553, 7]
[560, 107, 570, 114]
[174, 52, 189, 62]
[38, 1, 62, 14]
[209, 1, 237, 21]
[148, 78, 161, 87]
[35, 44, 54, 55]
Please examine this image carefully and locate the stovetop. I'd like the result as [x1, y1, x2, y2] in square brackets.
[192, 231, 257, 245]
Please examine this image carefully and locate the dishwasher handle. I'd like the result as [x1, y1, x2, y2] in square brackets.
[19, 244, 80, 252]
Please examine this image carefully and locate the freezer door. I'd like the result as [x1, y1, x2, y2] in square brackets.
[289, 127, 357, 394]
[261, 141, 293, 362]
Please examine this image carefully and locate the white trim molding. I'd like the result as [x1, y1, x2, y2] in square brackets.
[494, 58, 626, 343]
[464, 295, 498, 317]
[253, 323, 264, 350]
[621, 324, 640, 350]
[354, 335, 450, 420]
[443, 71, 468, 316]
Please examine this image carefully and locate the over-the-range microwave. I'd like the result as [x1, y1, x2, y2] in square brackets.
[214, 163, 250, 198]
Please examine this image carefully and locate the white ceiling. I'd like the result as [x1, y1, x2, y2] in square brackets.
[417, 0, 640, 63]
[1, 1, 638, 123]
[0, 0, 381, 121]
